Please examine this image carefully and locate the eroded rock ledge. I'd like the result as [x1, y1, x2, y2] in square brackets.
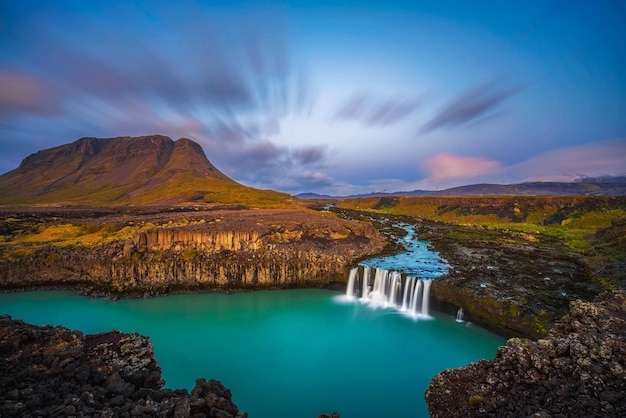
[0, 315, 246, 417]
[0, 209, 386, 297]
[425, 291, 626, 417]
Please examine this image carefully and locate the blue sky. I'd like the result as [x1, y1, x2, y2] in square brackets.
[1, 0, 625, 195]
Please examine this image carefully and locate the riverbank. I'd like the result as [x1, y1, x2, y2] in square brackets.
[329, 206, 607, 339]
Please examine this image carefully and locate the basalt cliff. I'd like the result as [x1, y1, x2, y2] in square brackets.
[0, 208, 385, 296]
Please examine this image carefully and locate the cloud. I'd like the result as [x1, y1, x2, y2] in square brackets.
[300, 171, 333, 186]
[0, 68, 56, 116]
[0, 2, 313, 131]
[333, 93, 421, 126]
[422, 81, 521, 133]
[415, 138, 626, 190]
[424, 153, 500, 181]
[292, 146, 326, 165]
[503, 137, 626, 182]
[0, 3, 325, 183]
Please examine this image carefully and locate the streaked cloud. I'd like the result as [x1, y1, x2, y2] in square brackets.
[0, 1, 624, 196]
[333, 93, 422, 126]
[422, 81, 522, 133]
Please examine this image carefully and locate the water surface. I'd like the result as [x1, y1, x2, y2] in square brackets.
[362, 224, 448, 278]
[0, 289, 503, 418]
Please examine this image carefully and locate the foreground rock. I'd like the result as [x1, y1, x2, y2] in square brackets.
[425, 291, 626, 417]
[0, 315, 246, 417]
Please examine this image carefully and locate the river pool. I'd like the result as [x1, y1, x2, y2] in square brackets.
[0, 288, 503, 418]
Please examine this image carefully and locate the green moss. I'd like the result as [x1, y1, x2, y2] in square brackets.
[182, 248, 198, 262]
[468, 395, 484, 408]
[45, 252, 59, 263]
[3, 248, 34, 259]
[527, 310, 551, 337]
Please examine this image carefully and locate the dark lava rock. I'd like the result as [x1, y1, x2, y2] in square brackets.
[425, 290, 626, 418]
[0, 315, 247, 417]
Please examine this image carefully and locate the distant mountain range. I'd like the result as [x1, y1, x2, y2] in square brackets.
[0, 135, 290, 207]
[298, 179, 626, 199]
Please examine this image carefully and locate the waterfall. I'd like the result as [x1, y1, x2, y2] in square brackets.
[344, 266, 433, 318]
[370, 268, 388, 305]
[401, 276, 413, 311]
[456, 308, 464, 322]
[388, 272, 400, 306]
[346, 267, 358, 299]
[421, 279, 431, 316]
[361, 266, 371, 301]
[410, 279, 422, 314]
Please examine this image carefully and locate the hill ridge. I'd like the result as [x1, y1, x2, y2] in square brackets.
[298, 180, 626, 198]
[0, 135, 290, 207]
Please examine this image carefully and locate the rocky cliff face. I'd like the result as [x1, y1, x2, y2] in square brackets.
[425, 291, 626, 417]
[0, 315, 246, 417]
[0, 209, 386, 296]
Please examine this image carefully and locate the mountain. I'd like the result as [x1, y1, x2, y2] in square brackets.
[297, 181, 626, 199]
[408, 182, 626, 196]
[0, 135, 291, 207]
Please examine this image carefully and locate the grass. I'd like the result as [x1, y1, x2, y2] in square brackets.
[5, 223, 128, 247]
[338, 196, 626, 253]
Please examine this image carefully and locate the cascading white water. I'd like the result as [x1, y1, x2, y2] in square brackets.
[410, 279, 422, 313]
[370, 268, 388, 304]
[361, 266, 371, 301]
[344, 266, 432, 318]
[421, 279, 431, 316]
[456, 308, 464, 322]
[401, 276, 413, 311]
[346, 267, 358, 299]
[388, 272, 400, 306]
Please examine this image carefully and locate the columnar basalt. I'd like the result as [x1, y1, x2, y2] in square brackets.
[0, 209, 386, 296]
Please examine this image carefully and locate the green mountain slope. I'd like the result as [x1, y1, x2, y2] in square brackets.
[0, 135, 291, 207]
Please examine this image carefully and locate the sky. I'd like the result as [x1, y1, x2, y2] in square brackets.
[1, 0, 625, 195]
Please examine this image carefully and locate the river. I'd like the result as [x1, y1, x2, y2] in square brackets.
[0, 224, 504, 418]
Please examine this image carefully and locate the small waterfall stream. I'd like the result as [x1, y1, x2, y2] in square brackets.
[456, 308, 464, 322]
[345, 265, 433, 318]
[342, 222, 451, 320]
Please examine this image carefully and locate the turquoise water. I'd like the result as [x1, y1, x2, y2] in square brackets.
[362, 224, 448, 278]
[0, 289, 503, 418]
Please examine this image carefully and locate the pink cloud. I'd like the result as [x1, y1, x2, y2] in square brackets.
[506, 138, 626, 181]
[424, 153, 500, 181]
[0, 68, 55, 115]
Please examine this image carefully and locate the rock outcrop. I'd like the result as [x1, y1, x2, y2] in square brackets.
[0, 209, 386, 296]
[0, 315, 246, 417]
[425, 291, 626, 417]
